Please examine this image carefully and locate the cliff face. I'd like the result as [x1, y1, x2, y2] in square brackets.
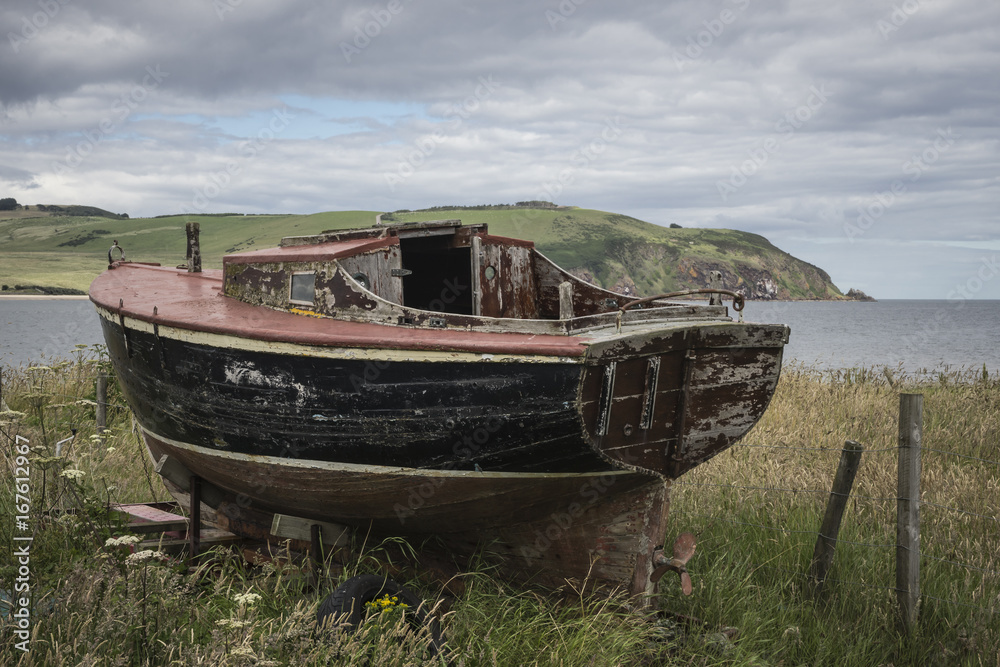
[393, 207, 850, 300]
[537, 215, 845, 300]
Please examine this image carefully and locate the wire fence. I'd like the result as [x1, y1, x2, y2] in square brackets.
[671, 411, 1000, 622]
[4, 367, 998, 625]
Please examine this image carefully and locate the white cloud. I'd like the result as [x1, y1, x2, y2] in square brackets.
[0, 0, 997, 298]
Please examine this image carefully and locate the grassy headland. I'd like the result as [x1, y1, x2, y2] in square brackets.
[1, 357, 996, 665]
[1, 206, 845, 299]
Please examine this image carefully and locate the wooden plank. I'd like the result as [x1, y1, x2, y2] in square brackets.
[809, 440, 865, 594]
[897, 393, 922, 632]
[140, 528, 240, 554]
[270, 513, 351, 548]
[111, 502, 189, 533]
[126, 519, 189, 534]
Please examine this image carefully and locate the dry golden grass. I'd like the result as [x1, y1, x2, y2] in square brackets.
[3, 359, 998, 665]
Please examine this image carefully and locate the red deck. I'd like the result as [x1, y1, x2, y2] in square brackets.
[89, 263, 589, 357]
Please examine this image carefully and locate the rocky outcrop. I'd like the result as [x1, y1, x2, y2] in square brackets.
[846, 288, 876, 302]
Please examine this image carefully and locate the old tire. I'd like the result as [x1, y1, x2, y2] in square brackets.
[317, 574, 445, 657]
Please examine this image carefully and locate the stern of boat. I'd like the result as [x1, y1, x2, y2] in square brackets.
[580, 321, 789, 478]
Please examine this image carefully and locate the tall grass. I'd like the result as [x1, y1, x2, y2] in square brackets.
[1, 356, 997, 665]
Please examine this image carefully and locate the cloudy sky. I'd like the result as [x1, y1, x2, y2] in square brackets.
[1, 0, 997, 298]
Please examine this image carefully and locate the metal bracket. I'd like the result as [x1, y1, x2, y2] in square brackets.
[651, 532, 697, 596]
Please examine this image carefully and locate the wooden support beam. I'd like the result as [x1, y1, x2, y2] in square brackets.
[186, 222, 202, 273]
[708, 270, 724, 305]
[270, 513, 351, 548]
[189, 475, 201, 559]
[809, 439, 865, 594]
[96, 373, 108, 445]
[154, 454, 226, 508]
[559, 281, 574, 320]
[897, 393, 923, 632]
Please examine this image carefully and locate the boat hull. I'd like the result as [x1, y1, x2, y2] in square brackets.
[97, 312, 611, 474]
[91, 256, 788, 596]
[144, 428, 669, 596]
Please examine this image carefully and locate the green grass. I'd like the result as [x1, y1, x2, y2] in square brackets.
[2, 358, 997, 665]
[1, 207, 844, 298]
[0, 212, 380, 291]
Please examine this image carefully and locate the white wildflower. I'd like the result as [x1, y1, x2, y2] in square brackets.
[60, 468, 86, 480]
[105, 535, 141, 548]
[126, 549, 165, 565]
[233, 591, 262, 606]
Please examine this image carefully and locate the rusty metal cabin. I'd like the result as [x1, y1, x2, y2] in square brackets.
[222, 219, 717, 333]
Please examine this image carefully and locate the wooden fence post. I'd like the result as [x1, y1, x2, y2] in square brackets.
[809, 439, 865, 594]
[897, 393, 923, 632]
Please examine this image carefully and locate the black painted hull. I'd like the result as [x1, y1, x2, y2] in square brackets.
[100, 316, 611, 474]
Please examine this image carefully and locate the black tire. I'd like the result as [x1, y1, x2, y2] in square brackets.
[317, 574, 446, 657]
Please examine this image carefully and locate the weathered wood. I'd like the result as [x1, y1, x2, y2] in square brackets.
[111, 502, 189, 533]
[154, 454, 227, 508]
[185, 222, 201, 273]
[809, 439, 865, 593]
[96, 373, 108, 444]
[310, 523, 322, 582]
[559, 281, 574, 320]
[897, 393, 922, 631]
[144, 430, 648, 534]
[94, 218, 791, 598]
[141, 528, 240, 555]
[708, 270, 724, 305]
[270, 514, 350, 548]
[189, 475, 202, 558]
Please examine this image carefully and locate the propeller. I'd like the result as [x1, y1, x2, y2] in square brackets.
[651, 532, 697, 596]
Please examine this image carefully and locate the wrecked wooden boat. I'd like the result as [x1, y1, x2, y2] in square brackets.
[90, 219, 789, 597]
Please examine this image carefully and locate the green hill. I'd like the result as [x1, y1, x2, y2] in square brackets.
[0, 206, 845, 299]
[384, 207, 844, 300]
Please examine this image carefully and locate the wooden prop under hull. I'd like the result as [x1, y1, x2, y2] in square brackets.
[145, 430, 670, 597]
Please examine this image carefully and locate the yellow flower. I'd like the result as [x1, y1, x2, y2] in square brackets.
[365, 594, 409, 613]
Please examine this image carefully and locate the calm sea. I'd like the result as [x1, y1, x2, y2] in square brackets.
[1, 298, 998, 373]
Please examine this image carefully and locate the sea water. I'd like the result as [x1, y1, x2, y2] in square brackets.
[2, 298, 998, 373]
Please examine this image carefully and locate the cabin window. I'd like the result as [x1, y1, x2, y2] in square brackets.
[289, 271, 316, 305]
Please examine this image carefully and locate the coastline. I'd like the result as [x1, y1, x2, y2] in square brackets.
[0, 294, 90, 300]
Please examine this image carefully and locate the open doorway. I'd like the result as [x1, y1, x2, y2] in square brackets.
[399, 234, 474, 315]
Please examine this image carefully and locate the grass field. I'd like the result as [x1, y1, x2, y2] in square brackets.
[1, 207, 844, 299]
[0, 211, 379, 292]
[1, 356, 996, 665]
